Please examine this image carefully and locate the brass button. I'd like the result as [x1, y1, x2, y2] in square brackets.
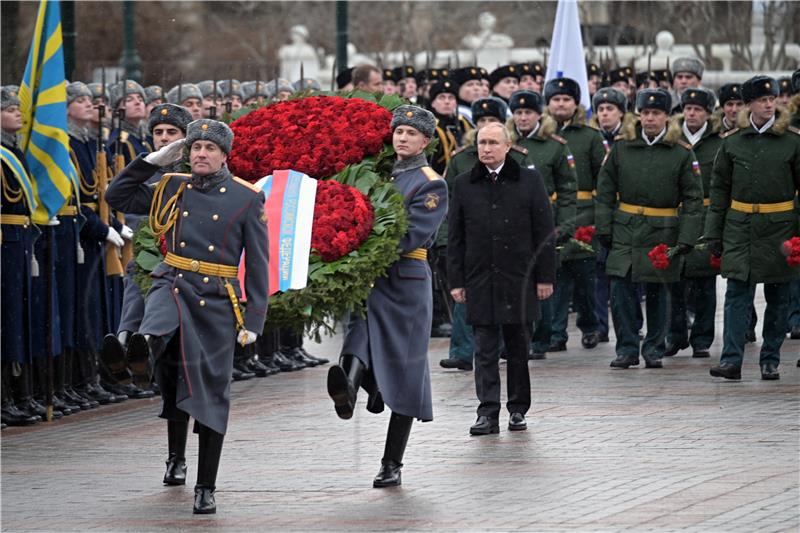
[190, 260, 200, 272]
[208, 245, 215, 252]
[180, 241, 186, 248]
[187, 184, 193, 189]
[199, 299, 206, 307]
[203, 276, 209, 283]
[212, 214, 219, 221]
[173, 287, 179, 294]
[178, 273, 184, 278]
[182, 210, 189, 217]
[219, 187, 226, 193]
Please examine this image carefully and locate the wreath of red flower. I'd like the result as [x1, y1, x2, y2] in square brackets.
[228, 96, 393, 180]
[783, 236, 800, 267]
[312, 180, 375, 262]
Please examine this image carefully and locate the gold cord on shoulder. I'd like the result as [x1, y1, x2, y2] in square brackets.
[149, 174, 187, 238]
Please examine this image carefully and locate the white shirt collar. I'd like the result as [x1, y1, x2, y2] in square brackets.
[486, 162, 504, 177]
[682, 120, 708, 146]
[722, 116, 734, 131]
[641, 126, 667, 146]
[749, 113, 775, 134]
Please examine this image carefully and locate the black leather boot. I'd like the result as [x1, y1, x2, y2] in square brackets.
[101, 331, 133, 385]
[13, 363, 48, 421]
[164, 419, 189, 485]
[63, 349, 97, 409]
[232, 343, 255, 381]
[361, 371, 384, 414]
[126, 334, 166, 389]
[1, 364, 39, 426]
[32, 356, 73, 415]
[194, 424, 224, 514]
[373, 412, 413, 488]
[327, 354, 364, 420]
[53, 352, 81, 412]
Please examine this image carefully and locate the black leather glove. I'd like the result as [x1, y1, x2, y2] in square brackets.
[597, 234, 612, 250]
[674, 243, 693, 256]
[707, 239, 722, 257]
[555, 231, 571, 246]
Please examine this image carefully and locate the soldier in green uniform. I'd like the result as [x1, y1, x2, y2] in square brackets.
[715, 84, 744, 133]
[707, 76, 800, 381]
[507, 89, 577, 358]
[665, 88, 723, 358]
[596, 88, 704, 369]
[544, 78, 605, 351]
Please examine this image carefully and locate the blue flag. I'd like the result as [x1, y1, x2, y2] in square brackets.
[18, 0, 77, 224]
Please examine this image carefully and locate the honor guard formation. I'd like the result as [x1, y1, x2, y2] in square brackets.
[2, 58, 799, 514]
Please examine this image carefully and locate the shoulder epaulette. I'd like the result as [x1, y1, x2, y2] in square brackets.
[614, 134, 624, 142]
[549, 134, 567, 145]
[720, 128, 740, 139]
[119, 130, 129, 143]
[451, 145, 468, 157]
[233, 176, 260, 193]
[788, 126, 800, 135]
[421, 166, 442, 181]
[511, 144, 529, 155]
[678, 140, 692, 151]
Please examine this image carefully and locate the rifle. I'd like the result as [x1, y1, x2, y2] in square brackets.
[210, 79, 218, 119]
[99, 71, 124, 276]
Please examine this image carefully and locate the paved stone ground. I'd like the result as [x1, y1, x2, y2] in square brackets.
[2, 287, 799, 532]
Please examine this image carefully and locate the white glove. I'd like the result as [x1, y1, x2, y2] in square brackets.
[106, 227, 125, 247]
[144, 138, 185, 167]
[46, 217, 60, 226]
[120, 224, 134, 240]
[237, 329, 257, 346]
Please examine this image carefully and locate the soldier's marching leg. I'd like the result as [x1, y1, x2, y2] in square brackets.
[641, 283, 667, 368]
[688, 277, 716, 357]
[126, 333, 168, 389]
[609, 275, 641, 368]
[327, 353, 365, 420]
[665, 281, 690, 356]
[164, 417, 189, 486]
[194, 423, 225, 514]
[373, 412, 413, 488]
[710, 279, 755, 380]
[758, 282, 791, 380]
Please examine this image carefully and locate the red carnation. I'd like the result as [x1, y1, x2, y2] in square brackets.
[648, 244, 672, 270]
[574, 225, 596, 244]
[159, 235, 168, 257]
[709, 254, 721, 269]
[783, 236, 800, 267]
[311, 180, 375, 262]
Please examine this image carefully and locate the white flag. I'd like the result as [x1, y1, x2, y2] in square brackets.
[545, 0, 591, 112]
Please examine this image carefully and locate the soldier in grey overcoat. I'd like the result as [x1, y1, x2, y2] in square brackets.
[328, 105, 448, 488]
[106, 119, 269, 514]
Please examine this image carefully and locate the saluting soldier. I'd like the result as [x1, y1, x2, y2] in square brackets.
[327, 106, 448, 488]
[589, 88, 638, 344]
[165, 83, 203, 120]
[596, 88, 704, 370]
[544, 78, 605, 352]
[1, 86, 40, 426]
[665, 87, 723, 359]
[706, 76, 800, 381]
[507, 89, 578, 359]
[105, 119, 269, 514]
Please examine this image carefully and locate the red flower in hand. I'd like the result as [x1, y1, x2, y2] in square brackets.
[783, 236, 800, 267]
[648, 244, 671, 270]
[709, 254, 721, 269]
[574, 225, 596, 244]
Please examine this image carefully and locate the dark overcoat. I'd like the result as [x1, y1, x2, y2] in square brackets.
[106, 156, 269, 435]
[340, 155, 448, 422]
[448, 155, 556, 326]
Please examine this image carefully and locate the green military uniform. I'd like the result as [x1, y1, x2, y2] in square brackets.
[705, 103, 800, 375]
[596, 103, 704, 367]
[510, 115, 578, 355]
[547, 106, 605, 348]
[666, 111, 724, 357]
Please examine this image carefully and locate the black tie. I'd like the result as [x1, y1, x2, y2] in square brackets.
[489, 171, 497, 182]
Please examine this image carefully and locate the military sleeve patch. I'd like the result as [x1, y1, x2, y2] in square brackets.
[692, 160, 701, 176]
[566, 153, 576, 169]
[511, 144, 529, 155]
[424, 192, 440, 210]
[233, 176, 260, 193]
[421, 166, 442, 181]
[550, 134, 567, 145]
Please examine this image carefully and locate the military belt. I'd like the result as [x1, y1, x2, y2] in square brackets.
[164, 252, 239, 277]
[82, 202, 98, 212]
[0, 214, 31, 227]
[617, 202, 678, 217]
[729, 199, 794, 214]
[402, 248, 427, 261]
[576, 190, 596, 201]
[57, 205, 78, 216]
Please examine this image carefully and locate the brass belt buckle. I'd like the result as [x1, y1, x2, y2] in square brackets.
[752, 204, 760, 214]
[637, 206, 645, 215]
[190, 260, 200, 272]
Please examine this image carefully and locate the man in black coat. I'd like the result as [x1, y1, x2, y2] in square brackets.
[448, 122, 556, 435]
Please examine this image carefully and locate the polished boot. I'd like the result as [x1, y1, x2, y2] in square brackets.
[33, 355, 74, 415]
[164, 420, 189, 485]
[373, 412, 413, 488]
[610, 355, 639, 369]
[1, 366, 39, 426]
[194, 424, 225, 514]
[326, 354, 364, 420]
[53, 352, 81, 412]
[101, 331, 133, 385]
[13, 363, 50, 421]
[360, 371, 384, 414]
[63, 349, 97, 409]
[126, 334, 166, 389]
[297, 346, 329, 365]
[709, 363, 742, 380]
[271, 349, 304, 372]
[760, 363, 780, 380]
[280, 346, 319, 367]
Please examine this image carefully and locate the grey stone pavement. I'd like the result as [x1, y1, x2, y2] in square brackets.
[2, 286, 799, 532]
